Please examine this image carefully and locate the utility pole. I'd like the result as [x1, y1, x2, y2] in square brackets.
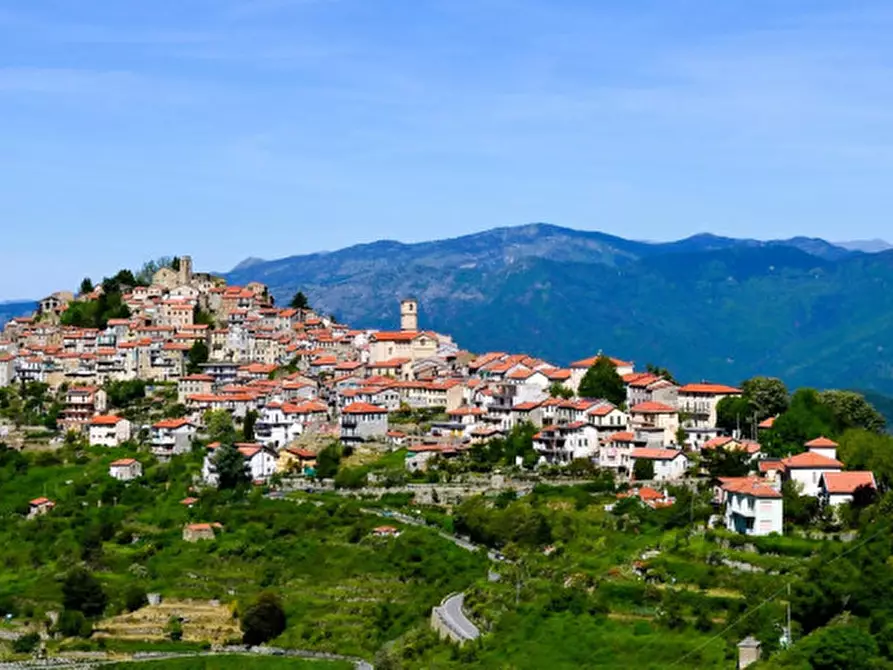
[783, 582, 792, 648]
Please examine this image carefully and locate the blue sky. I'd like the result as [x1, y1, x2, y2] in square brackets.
[3, 0, 893, 298]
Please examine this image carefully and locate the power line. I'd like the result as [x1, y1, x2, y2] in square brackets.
[667, 522, 890, 667]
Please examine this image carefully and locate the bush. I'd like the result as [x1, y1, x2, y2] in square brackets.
[124, 584, 148, 612]
[12, 631, 41, 654]
[241, 592, 287, 646]
[61, 568, 107, 618]
[56, 610, 93, 638]
[165, 615, 183, 641]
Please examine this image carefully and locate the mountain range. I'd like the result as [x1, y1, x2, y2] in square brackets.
[223, 224, 893, 395]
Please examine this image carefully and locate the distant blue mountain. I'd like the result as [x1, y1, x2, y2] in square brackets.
[0, 300, 36, 327]
[222, 223, 893, 394]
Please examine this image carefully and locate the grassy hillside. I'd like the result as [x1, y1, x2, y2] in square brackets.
[0, 443, 486, 659]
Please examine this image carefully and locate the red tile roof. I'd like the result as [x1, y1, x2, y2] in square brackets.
[448, 406, 484, 416]
[679, 383, 741, 395]
[609, 431, 637, 443]
[110, 458, 138, 466]
[372, 331, 426, 342]
[90, 415, 125, 426]
[805, 436, 838, 448]
[822, 471, 876, 494]
[630, 401, 677, 414]
[631, 448, 685, 460]
[570, 355, 633, 369]
[758, 416, 776, 429]
[342, 402, 388, 414]
[30, 497, 53, 506]
[719, 476, 782, 499]
[781, 451, 843, 469]
[153, 418, 192, 429]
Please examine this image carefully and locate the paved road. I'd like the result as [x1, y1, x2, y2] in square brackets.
[439, 593, 480, 641]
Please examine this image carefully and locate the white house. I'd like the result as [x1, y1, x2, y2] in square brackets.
[533, 422, 599, 465]
[819, 471, 877, 508]
[202, 443, 277, 486]
[630, 448, 689, 481]
[340, 402, 389, 444]
[255, 400, 328, 448]
[109, 458, 143, 481]
[88, 415, 132, 447]
[151, 418, 196, 460]
[719, 477, 783, 536]
[781, 439, 843, 497]
[677, 383, 742, 429]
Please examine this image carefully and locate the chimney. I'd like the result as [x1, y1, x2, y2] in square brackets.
[737, 637, 761, 669]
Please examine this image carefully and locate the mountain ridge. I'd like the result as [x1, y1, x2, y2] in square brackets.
[223, 223, 893, 394]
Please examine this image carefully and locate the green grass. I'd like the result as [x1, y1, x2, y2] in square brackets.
[104, 656, 353, 669]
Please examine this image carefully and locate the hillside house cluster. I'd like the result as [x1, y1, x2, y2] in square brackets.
[2, 263, 881, 531]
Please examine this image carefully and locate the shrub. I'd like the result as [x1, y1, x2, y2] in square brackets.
[124, 584, 148, 612]
[165, 615, 183, 641]
[12, 631, 41, 654]
[56, 610, 93, 638]
[61, 568, 107, 618]
[241, 592, 286, 646]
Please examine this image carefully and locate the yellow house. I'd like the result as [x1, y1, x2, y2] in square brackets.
[277, 447, 317, 474]
[369, 331, 438, 364]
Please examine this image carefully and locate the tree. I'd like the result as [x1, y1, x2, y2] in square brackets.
[290, 291, 310, 310]
[548, 382, 574, 399]
[820, 390, 886, 434]
[186, 340, 209, 375]
[105, 379, 146, 408]
[646, 363, 677, 384]
[782, 479, 819, 528]
[716, 395, 753, 435]
[101, 269, 138, 294]
[838, 429, 893, 489]
[193, 306, 215, 327]
[701, 446, 751, 478]
[242, 410, 258, 442]
[633, 458, 655, 481]
[315, 443, 342, 480]
[124, 584, 148, 612]
[61, 568, 107, 618]
[79, 277, 94, 295]
[578, 356, 625, 405]
[204, 409, 236, 444]
[212, 442, 249, 490]
[761, 388, 835, 457]
[795, 623, 879, 670]
[241, 592, 287, 646]
[741, 376, 789, 421]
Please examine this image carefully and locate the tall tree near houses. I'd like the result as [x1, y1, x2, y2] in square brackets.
[290, 291, 311, 310]
[578, 355, 626, 406]
[741, 376, 789, 421]
[213, 442, 250, 490]
[186, 340, 209, 374]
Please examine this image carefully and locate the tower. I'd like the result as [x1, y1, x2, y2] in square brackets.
[400, 298, 418, 332]
[178, 255, 193, 286]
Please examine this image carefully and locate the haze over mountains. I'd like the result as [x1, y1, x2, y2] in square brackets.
[222, 223, 893, 395]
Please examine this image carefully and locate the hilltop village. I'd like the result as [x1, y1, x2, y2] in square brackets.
[0, 256, 876, 541]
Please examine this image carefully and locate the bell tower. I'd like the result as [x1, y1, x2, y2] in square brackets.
[400, 298, 418, 332]
[178, 255, 193, 286]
